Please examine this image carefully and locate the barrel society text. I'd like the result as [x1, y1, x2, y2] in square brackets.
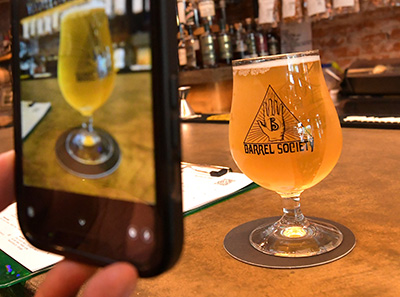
[243, 140, 314, 155]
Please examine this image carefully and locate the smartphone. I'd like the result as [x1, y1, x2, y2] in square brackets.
[11, 0, 183, 277]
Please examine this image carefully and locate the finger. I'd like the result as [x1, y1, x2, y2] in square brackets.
[35, 260, 97, 297]
[81, 262, 138, 297]
[268, 98, 275, 116]
[274, 99, 281, 115]
[0, 150, 15, 212]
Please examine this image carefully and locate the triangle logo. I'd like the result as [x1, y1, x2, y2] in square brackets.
[243, 85, 314, 155]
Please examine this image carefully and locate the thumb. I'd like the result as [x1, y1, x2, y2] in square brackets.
[81, 262, 138, 297]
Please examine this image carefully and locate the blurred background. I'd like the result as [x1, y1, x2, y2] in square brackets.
[0, 0, 400, 144]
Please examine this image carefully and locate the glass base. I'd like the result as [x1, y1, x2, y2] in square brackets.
[250, 217, 343, 257]
[55, 127, 121, 179]
[65, 127, 114, 165]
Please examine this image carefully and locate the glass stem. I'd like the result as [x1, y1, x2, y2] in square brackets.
[82, 116, 94, 134]
[279, 193, 307, 227]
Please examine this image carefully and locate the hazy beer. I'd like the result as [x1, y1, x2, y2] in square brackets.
[55, 2, 120, 176]
[229, 53, 342, 196]
[58, 3, 115, 117]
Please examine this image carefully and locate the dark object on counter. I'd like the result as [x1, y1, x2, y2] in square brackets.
[341, 58, 400, 96]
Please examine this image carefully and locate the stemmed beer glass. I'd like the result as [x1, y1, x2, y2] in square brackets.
[229, 50, 343, 257]
[56, 2, 120, 178]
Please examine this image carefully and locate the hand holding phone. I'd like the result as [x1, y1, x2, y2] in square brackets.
[0, 153, 136, 295]
[12, 0, 182, 277]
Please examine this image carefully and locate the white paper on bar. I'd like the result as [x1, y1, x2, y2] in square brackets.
[0, 203, 64, 272]
[182, 165, 253, 213]
[21, 101, 51, 139]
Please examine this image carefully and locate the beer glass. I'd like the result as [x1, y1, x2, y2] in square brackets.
[56, 2, 118, 176]
[229, 50, 343, 257]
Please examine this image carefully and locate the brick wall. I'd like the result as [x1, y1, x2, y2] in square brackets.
[2, 1, 399, 71]
[312, 6, 400, 70]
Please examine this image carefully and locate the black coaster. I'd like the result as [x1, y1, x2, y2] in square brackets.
[224, 217, 356, 269]
[55, 128, 121, 179]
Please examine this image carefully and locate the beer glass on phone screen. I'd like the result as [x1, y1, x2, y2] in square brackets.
[56, 2, 119, 177]
[229, 50, 343, 257]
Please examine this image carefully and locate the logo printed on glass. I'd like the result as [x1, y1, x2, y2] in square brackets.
[243, 85, 314, 155]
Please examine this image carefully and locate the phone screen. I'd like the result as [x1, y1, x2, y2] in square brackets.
[13, 0, 181, 275]
[19, 1, 155, 204]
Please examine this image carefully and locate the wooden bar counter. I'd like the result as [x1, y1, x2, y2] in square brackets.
[1, 122, 400, 296]
[136, 123, 400, 297]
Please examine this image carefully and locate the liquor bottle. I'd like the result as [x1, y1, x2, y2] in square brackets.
[26, 0, 36, 15]
[185, 0, 200, 28]
[332, 0, 360, 15]
[217, 19, 233, 65]
[198, 0, 216, 26]
[199, 22, 217, 68]
[257, 0, 280, 27]
[34, 0, 42, 13]
[306, 0, 332, 22]
[177, 0, 187, 24]
[177, 24, 188, 70]
[228, 23, 236, 45]
[282, 0, 303, 23]
[216, 0, 227, 23]
[255, 20, 268, 57]
[360, 0, 390, 11]
[185, 25, 200, 70]
[267, 27, 280, 55]
[233, 22, 247, 60]
[244, 18, 258, 58]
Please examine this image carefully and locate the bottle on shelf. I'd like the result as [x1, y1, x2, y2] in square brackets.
[185, 25, 201, 70]
[254, 20, 268, 57]
[282, 0, 304, 23]
[332, 0, 360, 15]
[228, 23, 236, 43]
[360, 0, 391, 11]
[244, 18, 258, 58]
[198, 0, 216, 26]
[26, 0, 36, 16]
[257, 0, 280, 28]
[216, 0, 227, 24]
[177, 24, 188, 70]
[267, 27, 280, 55]
[185, 0, 200, 28]
[391, 0, 400, 6]
[217, 19, 233, 65]
[233, 22, 247, 60]
[305, 0, 332, 22]
[177, 0, 187, 24]
[199, 22, 217, 68]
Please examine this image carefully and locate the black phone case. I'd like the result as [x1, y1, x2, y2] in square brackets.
[11, 0, 183, 277]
